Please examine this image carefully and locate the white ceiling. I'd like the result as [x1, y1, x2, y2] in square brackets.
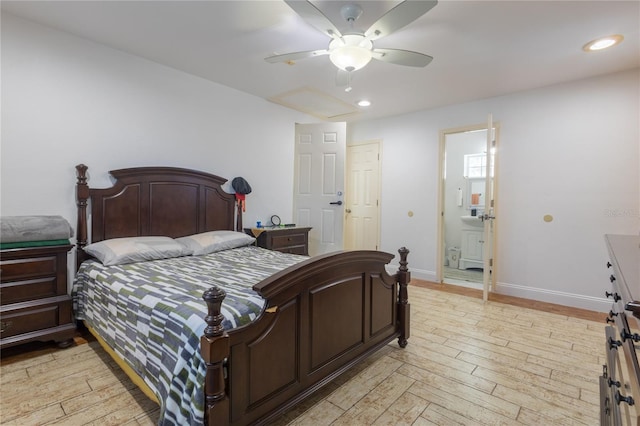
[2, 0, 639, 122]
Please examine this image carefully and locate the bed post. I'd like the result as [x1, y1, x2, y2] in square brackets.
[396, 247, 410, 348]
[76, 164, 90, 269]
[201, 286, 230, 426]
[235, 200, 243, 232]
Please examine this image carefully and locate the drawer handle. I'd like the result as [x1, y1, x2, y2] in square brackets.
[621, 329, 640, 343]
[615, 391, 635, 406]
[608, 377, 621, 388]
[610, 275, 616, 283]
[0, 320, 12, 333]
[605, 291, 621, 302]
[608, 337, 622, 350]
[606, 262, 612, 268]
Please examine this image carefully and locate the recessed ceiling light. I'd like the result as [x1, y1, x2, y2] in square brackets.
[357, 100, 371, 107]
[583, 35, 624, 52]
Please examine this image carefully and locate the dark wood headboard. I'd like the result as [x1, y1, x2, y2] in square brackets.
[75, 164, 239, 266]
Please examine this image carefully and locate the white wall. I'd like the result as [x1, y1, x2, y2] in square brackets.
[1, 14, 313, 231]
[349, 68, 640, 311]
[3, 14, 639, 312]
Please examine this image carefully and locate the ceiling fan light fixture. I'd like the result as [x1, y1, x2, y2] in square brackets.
[583, 34, 623, 52]
[329, 35, 373, 71]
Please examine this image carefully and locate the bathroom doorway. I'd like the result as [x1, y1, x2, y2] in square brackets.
[437, 118, 499, 298]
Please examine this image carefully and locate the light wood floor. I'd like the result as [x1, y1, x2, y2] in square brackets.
[1, 281, 606, 425]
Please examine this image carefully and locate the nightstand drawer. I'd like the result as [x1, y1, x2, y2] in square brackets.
[271, 233, 307, 249]
[1, 255, 59, 282]
[0, 297, 72, 339]
[277, 245, 308, 255]
[1, 277, 62, 304]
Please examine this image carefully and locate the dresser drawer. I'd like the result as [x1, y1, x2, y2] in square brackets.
[0, 296, 72, 339]
[2, 255, 60, 281]
[1, 277, 64, 304]
[601, 373, 613, 426]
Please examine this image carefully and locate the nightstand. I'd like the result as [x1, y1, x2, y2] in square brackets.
[246, 227, 312, 255]
[0, 244, 76, 349]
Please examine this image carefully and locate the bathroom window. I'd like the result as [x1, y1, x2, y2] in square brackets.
[463, 153, 487, 178]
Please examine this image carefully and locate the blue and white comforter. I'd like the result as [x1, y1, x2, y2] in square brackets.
[72, 246, 306, 425]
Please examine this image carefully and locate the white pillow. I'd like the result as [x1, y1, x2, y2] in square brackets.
[176, 230, 255, 256]
[84, 236, 192, 266]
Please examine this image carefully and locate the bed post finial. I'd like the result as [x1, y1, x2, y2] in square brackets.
[76, 164, 89, 269]
[201, 286, 230, 425]
[396, 247, 410, 348]
[203, 286, 226, 338]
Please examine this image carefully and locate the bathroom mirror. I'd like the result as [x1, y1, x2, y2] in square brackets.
[467, 178, 485, 209]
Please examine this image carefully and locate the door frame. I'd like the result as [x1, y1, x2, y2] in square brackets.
[436, 121, 500, 293]
[344, 139, 382, 250]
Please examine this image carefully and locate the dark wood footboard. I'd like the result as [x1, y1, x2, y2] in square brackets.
[201, 248, 410, 426]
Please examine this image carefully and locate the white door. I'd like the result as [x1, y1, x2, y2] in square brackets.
[293, 122, 346, 256]
[482, 114, 497, 301]
[344, 141, 381, 250]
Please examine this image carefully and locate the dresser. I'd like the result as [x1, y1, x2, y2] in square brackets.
[246, 227, 312, 255]
[0, 244, 76, 348]
[601, 234, 640, 425]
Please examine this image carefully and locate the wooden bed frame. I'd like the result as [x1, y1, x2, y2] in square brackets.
[75, 164, 410, 426]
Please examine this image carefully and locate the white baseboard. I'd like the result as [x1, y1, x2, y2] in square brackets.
[494, 281, 611, 313]
[388, 265, 610, 313]
[391, 266, 436, 283]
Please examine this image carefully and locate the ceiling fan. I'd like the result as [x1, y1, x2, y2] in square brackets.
[265, 0, 438, 81]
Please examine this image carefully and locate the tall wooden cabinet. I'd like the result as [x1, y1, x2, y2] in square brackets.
[601, 234, 639, 425]
[0, 244, 76, 348]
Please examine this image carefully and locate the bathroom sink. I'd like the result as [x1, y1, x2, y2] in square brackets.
[461, 215, 484, 228]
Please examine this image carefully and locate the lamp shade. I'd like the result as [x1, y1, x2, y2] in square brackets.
[329, 35, 373, 72]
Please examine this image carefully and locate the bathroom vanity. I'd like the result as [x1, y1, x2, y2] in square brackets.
[459, 215, 484, 270]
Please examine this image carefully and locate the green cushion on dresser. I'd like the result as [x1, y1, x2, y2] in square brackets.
[0, 239, 71, 250]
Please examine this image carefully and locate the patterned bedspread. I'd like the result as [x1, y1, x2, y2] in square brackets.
[72, 246, 306, 425]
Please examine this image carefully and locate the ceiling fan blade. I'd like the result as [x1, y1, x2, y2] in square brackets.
[372, 48, 433, 67]
[265, 49, 329, 64]
[365, 0, 438, 41]
[284, 0, 343, 39]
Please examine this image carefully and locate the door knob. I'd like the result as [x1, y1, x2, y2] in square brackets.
[330, 201, 343, 206]
[345, 209, 352, 213]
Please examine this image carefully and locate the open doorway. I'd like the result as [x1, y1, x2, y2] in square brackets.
[437, 121, 499, 293]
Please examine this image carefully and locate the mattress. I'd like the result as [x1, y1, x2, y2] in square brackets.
[72, 245, 306, 425]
